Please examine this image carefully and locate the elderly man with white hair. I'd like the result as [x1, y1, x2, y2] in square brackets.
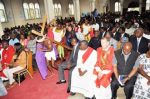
[93, 38, 115, 99]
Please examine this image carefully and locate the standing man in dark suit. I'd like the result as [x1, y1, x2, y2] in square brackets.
[99, 27, 107, 39]
[111, 27, 121, 41]
[130, 28, 149, 54]
[118, 27, 130, 41]
[56, 38, 79, 93]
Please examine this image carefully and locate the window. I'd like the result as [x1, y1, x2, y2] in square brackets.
[54, 4, 58, 16]
[35, 3, 41, 18]
[23, 2, 41, 20]
[57, 4, 62, 16]
[0, 2, 7, 22]
[23, 3, 30, 19]
[115, 1, 121, 12]
[54, 3, 62, 17]
[146, 0, 150, 10]
[69, 4, 74, 15]
[128, 8, 139, 11]
[29, 3, 35, 19]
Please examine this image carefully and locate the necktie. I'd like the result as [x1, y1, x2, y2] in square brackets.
[137, 38, 140, 52]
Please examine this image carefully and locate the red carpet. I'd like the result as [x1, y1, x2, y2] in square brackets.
[0, 70, 69, 99]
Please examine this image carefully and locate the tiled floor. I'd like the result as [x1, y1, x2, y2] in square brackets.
[68, 87, 125, 99]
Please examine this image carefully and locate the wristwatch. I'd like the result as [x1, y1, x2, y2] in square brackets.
[127, 76, 131, 80]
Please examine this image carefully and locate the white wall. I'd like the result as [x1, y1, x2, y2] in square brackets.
[80, 0, 91, 14]
[79, 0, 108, 14]
[1, 0, 45, 29]
[1, 0, 141, 30]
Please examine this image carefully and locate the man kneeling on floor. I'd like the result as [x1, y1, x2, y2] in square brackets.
[70, 40, 97, 99]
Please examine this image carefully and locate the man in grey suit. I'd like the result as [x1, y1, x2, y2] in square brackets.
[56, 38, 79, 93]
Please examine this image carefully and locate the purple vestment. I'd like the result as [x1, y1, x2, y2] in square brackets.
[35, 43, 48, 79]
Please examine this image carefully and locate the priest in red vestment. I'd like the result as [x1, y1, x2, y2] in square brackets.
[93, 38, 115, 99]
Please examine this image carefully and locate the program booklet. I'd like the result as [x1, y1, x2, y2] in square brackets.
[118, 75, 127, 86]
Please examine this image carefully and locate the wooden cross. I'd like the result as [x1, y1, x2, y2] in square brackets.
[31, 16, 72, 50]
[31, 15, 47, 36]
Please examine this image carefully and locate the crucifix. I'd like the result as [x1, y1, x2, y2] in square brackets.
[31, 16, 72, 50]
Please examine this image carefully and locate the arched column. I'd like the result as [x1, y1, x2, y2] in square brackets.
[73, 0, 80, 22]
[120, 0, 124, 15]
[0, 21, 4, 38]
[89, 0, 96, 11]
[139, 0, 143, 14]
[44, 0, 55, 23]
[98, 0, 108, 13]
[61, 0, 69, 18]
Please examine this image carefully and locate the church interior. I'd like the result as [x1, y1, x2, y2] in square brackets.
[0, 0, 150, 99]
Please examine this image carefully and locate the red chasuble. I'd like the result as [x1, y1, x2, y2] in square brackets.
[0, 46, 15, 77]
[89, 28, 94, 38]
[82, 47, 94, 64]
[47, 28, 54, 40]
[93, 47, 114, 88]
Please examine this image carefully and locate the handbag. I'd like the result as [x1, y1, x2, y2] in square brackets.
[14, 74, 26, 83]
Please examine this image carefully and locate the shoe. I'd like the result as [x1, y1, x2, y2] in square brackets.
[85, 96, 95, 99]
[3, 80, 9, 82]
[56, 80, 66, 84]
[92, 96, 96, 99]
[85, 97, 91, 99]
[70, 92, 76, 96]
[67, 87, 70, 93]
[111, 97, 117, 99]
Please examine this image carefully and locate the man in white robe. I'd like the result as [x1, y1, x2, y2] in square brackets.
[71, 40, 97, 98]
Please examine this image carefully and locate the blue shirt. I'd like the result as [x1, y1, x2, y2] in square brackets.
[9, 38, 19, 46]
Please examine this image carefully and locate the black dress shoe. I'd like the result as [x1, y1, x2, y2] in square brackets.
[111, 97, 116, 99]
[70, 92, 76, 96]
[92, 96, 96, 99]
[56, 80, 66, 84]
[67, 87, 70, 93]
[85, 97, 91, 99]
[3, 80, 9, 83]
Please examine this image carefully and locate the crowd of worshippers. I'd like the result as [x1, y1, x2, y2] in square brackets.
[0, 10, 150, 99]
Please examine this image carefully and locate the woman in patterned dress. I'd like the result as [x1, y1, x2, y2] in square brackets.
[133, 45, 150, 99]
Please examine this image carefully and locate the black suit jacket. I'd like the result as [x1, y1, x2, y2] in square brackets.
[69, 44, 80, 68]
[113, 32, 130, 41]
[112, 32, 121, 41]
[130, 36, 149, 54]
[122, 33, 130, 39]
[88, 37, 101, 50]
[99, 32, 106, 39]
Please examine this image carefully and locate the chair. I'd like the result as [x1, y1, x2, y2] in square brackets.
[13, 51, 33, 86]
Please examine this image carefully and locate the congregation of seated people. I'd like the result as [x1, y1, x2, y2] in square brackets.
[0, 11, 150, 99]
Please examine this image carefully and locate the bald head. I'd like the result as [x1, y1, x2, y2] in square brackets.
[134, 28, 144, 38]
[79, 40, 88, 50]
[123, 42, 133, 55]
[71, 38, 78, 46]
